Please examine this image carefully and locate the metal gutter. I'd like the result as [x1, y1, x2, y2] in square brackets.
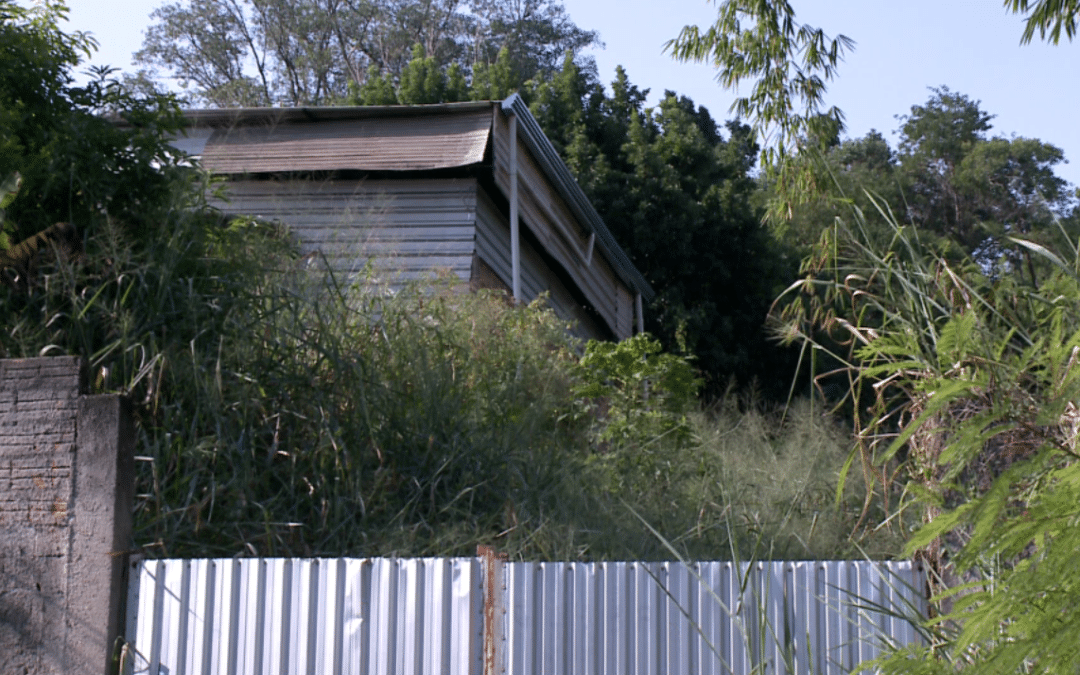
[507, 113, 521, 302]
[181, 100, 497, 128]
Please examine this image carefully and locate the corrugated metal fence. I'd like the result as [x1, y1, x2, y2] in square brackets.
[124, 557, 925, 675]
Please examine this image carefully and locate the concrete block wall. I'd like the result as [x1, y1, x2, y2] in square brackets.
[0, 357, 133, 675]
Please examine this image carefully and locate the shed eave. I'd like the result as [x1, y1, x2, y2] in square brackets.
[500, 95, 654, 301]
[182, 101, 498, 128]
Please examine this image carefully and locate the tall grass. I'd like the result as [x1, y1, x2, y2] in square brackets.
[585, 396, 904, 562]
[772, 191, 1080, 671]
[1, 179, 895, 562]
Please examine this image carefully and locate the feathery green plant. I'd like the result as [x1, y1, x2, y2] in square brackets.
[775, 192, 1080, 672]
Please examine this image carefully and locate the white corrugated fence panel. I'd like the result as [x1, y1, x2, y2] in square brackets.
[126, 558, 925, 675]
[126, 558, 480, 675]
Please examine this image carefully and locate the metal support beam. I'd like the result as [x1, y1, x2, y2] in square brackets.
[508, 113, 521, 303]
[635, 293, 644, 334]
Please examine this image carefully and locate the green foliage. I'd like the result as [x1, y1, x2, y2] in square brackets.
[527, 60, 800, 400]
[396, 44, 447, 104]
[351, 65, 399, 106]
[897, 87, 1069, 265]
[688, 397, 904, 560]
[1007, 0, 1080, 43]
[0, 0, 907, 578]
[779, 87, 1071, 291]
[580, 396, 902, 561]
[777, 191, 1080, 672]
[575, 333, 700, 445]
[897, 86, 993, 166]
[2, 186, 881, 561]
[665, 0, 853, 214]
[773, 129, 907, 259]
[670, 2, 1077, 220]
[674, 3, 1080, 669]
[350, 44, 527, 106]
[468, 46, 522, 101]
[444, 62, 468, 102]
[136, 0, 598, 107]
[0, 0, 187, 243]
[0, 171, 20, 249]
[352, 49, 800, 402]
[2, 188, 599, 557]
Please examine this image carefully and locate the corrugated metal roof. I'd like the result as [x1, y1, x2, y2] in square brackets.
[197, 109, 491, 174]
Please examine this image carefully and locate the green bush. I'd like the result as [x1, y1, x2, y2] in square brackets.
[2, 189, 607, 557]
[777, 193, 1080, 671]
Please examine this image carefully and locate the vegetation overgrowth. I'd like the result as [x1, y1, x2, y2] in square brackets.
[0, 0, 902, 564]
[663, 0, 1080, 669]
[1, 161, 894, 560]
[9, 0, 1080, 668]
[774, 188, 1080, 671]
[62, 0, 1080, 668]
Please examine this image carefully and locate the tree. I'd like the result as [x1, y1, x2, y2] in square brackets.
[135, 0, 598, 107]
[528, 60, 800, 400]
[0, 0, 186, 243]
[668, 1, 1076, 215]
[669, 1, 1080, 670]
[395, 43, 468, 104]
[467, 0, 597, 89]
[896, 87, 1069, 269]
[780, 88, 1071, 286]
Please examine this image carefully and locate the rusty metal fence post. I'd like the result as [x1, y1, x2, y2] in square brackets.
[478, 545, 507, 675]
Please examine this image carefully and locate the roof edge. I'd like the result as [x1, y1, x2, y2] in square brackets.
[182, 101, 498, 127]
[500, 94, 654, 301]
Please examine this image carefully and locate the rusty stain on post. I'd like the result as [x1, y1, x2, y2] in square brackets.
[478, 544, 506, 675]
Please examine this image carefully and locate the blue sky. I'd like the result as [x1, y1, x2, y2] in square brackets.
[60, 0, 1080, 186]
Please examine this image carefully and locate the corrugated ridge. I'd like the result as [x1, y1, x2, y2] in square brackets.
[211, 178, 478, 289]
[201, 111, 492, 174]
[128, 558, 926, 675]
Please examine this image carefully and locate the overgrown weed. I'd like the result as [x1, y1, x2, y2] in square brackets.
[587, 395, 904, 562]
[1, 187, 896, 562]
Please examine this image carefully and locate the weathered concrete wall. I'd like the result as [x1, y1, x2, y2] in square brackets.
[0, 357, 133, 675]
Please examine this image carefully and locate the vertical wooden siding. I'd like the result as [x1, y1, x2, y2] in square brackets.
[475, 191, 607, 340]
[211, 178, 478, 289]
[491, 111, 630, 339]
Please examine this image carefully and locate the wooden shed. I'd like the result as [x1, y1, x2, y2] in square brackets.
[177, 97, 653, 341]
